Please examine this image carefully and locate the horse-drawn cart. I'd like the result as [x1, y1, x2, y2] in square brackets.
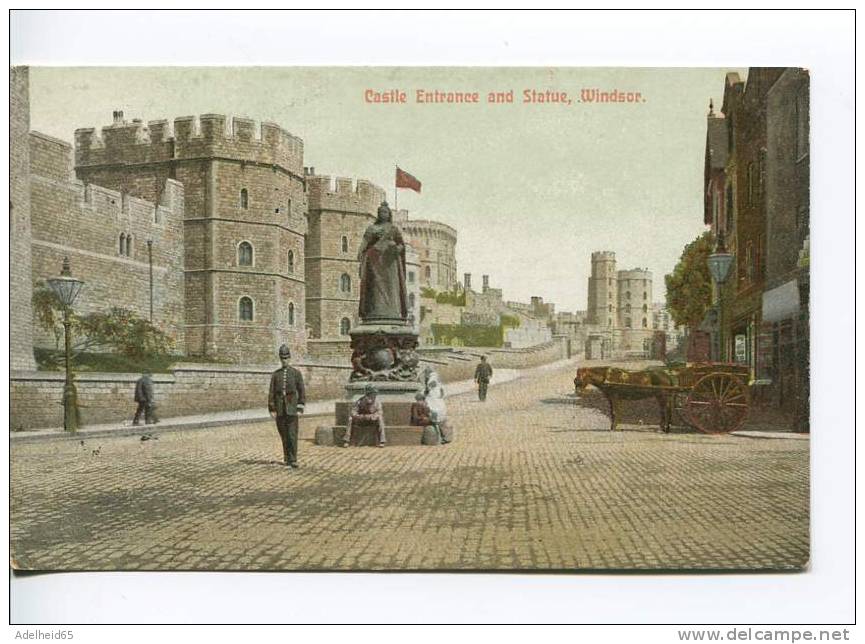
[574, 363, 751, 434]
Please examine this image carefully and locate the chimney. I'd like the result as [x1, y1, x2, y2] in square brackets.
[464, 273, 472, 291]
[112, 110, 124, 125]
[482, 275, 489, 292]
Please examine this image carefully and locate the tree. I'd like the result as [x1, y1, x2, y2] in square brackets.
[664, 231, 714, 329]
[32, 282, 175, 362]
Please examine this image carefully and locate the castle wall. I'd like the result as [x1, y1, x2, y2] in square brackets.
[28, 131, 186, 354]
[304, 174, 384, 339]
[10, 340, 568, 431]
[74, 113, 307, 364]
[10, 67, 36, 370]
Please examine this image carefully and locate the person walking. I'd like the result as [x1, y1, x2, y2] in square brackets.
[268, 344, 306, 468]
[133, 370, 159, 425]
[474, 355, 493, 402]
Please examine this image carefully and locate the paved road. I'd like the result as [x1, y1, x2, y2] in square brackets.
[11, 359, 809, 571]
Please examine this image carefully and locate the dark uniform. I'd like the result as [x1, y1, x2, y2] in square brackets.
[268, 345, 306, 466]
[474, 358, 493, 401]
[133, 372, 158, 425]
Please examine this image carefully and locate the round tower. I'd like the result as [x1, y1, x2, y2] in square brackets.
[616, 268, 653, 330]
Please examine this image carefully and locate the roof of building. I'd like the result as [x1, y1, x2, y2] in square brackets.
[705, 117, 729, 170]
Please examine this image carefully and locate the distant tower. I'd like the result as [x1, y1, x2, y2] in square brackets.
[616, 268, 653, 330]
[395, 210, 458, 291]
[587, 251, 617, 326]
[74, 113, 307, 363]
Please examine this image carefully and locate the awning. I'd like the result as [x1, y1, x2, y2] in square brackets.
[762, 280, 800, 323]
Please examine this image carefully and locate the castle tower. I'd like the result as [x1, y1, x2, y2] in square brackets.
[74, 113, 307, 363]
[616, 268, 653, 329]
[304, 173, 386, 340]
[393, 209, 458, 291]
[10, 67, 36, 370]
[587, 251, 617, 326]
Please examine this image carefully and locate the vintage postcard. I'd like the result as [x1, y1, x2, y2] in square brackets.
[10, 66, 810, 572]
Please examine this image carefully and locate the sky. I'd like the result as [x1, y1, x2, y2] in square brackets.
[28, 66, 741, 312]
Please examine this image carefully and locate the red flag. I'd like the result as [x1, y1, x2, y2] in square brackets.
[396, 167, 422, 193]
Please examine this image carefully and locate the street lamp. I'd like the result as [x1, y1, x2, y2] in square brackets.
[707, 231, 734, 362]
[47, 257, 84, 432]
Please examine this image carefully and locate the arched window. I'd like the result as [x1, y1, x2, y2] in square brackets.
[409, 292, 416, 308]
[288, 302, 295, 326]
[642, 304, 648, 313]
[625, 304, 631, 313]
[625, 318, 632, 328]
[119, 233, 126, 255]
[642, 318, 648, 328]
[239, 297, 254, 321]
[287, 249, 295, 273]
[340, 273, 351, 293]
[625, 291, 631, 300]
[608, 304, 612, 312]
[643, 291, 647, 300]
[424, 266, 431, 280]
[126, 234, 132, 257]
[340, 317, 351, 335]
[341, 236, 349, 253]
[238, 241, 253, 266]
[240, 188, 249, 209]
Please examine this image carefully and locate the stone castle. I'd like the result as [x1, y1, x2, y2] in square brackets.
[584, 251, 655, 356]
[10, 67, 456, 366]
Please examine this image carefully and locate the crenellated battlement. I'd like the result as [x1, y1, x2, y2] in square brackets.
[306, 173, 385, 216]
[591, 250, 617, 262]
[617, 268, 653, 280]
[75, 112, 304, 175]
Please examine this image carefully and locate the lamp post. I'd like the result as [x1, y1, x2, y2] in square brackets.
[47, 257, 84, 432]
[707, 231, 734, 362]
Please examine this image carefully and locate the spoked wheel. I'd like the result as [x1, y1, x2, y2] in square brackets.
[682, 373, 750, 434]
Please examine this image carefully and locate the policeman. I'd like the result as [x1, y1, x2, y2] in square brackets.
[268, 344, 306, 467]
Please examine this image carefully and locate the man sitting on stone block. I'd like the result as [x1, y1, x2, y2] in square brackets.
[343, 383, 386, 448]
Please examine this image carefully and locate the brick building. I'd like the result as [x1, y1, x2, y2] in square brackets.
[701, 68, 809, 426]
[724, 69, 784, 370]
[74, 112, 307, 363]
[761, 68, 810, 425]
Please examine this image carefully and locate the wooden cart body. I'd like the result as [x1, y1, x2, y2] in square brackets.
[579, 363, 751, 434]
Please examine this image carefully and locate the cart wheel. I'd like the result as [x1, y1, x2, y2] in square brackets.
[683, 373, 749, 434]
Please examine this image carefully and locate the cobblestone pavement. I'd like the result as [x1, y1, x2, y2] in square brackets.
[11, 360, 809, 571]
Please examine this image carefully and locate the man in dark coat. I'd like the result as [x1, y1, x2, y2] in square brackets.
[474, 355, 493, 401]
[343, 383, 386, 447]
[133, 371, 158, 425]
[268, 344, 306, 467]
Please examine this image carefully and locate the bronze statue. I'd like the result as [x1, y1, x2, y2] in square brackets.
[357, 201, 408, 323]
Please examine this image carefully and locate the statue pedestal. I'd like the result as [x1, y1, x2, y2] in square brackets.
[315, 321, 437, 446]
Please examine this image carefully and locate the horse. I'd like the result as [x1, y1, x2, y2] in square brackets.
[574, 366, 675, 432]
